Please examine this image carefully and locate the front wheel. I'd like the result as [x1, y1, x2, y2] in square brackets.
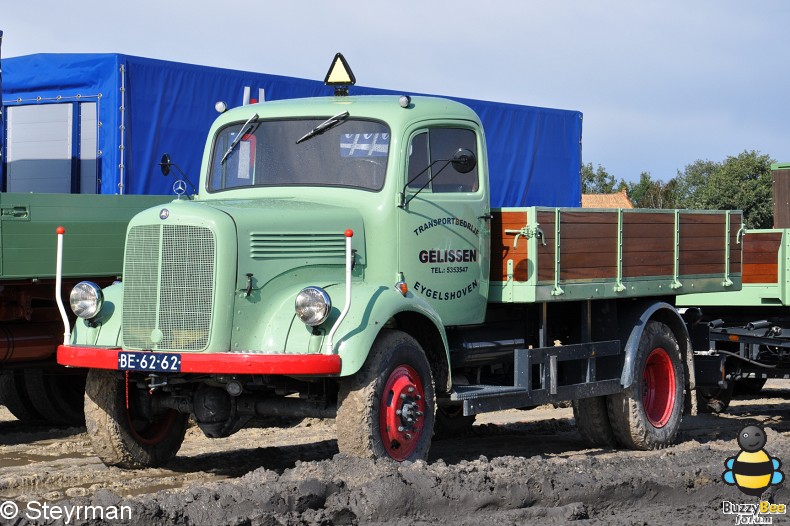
[84, 369, 188, 468]
[336, 330, 436, 461]
[607, 321, 684, 450]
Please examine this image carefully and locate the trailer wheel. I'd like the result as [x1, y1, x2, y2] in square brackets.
[84, 369, 187, 468]
[0, 371, 42, 423]
[607, 321, 684, 450]
[24, 368, 86, 425]
[572, 396, 617, 447]
[434, 405, 476, 439]
[336, 330, 436, 461]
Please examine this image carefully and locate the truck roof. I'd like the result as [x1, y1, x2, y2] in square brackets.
[216, 95, 482, 128]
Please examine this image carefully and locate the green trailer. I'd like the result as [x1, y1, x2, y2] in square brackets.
[0, 193, 171, 424]
[677, 223, 790, 412]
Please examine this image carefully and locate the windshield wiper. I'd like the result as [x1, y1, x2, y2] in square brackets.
[296, 111, 350, 144]
[220, 113, 259, 164]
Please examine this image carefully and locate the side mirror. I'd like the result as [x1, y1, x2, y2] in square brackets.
[160, 153, 172, 176]
[451, 148, 476, 174]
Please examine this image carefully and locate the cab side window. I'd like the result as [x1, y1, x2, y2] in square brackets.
[407, 128, 478, 193]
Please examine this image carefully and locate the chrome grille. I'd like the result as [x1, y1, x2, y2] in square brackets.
[250, 233, 345, 261]
[123, 224, 215, 351]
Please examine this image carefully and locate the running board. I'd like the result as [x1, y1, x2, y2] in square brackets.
[450, 340, 623, 416]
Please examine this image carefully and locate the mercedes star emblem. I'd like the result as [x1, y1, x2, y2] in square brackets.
[173, 179, 188, 196]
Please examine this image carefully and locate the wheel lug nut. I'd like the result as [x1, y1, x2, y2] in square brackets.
[396, 409, 402, 415]
[398, 426, 405, 432]
[408, 386, 414, 393]
[400, 394, 407, 400]
[405, 433, 412, 440]
[416, 395, 422, 400]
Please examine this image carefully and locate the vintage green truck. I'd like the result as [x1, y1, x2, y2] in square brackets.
[0, 193, 170, 424]
[56, 62, 745, 467]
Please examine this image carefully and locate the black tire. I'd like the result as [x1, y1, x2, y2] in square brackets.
[696, 382, 734, 414]
[434, 404, 475, 439]
[85, 369, 188, 468]
[573, 396, 617, 447]
[607, 321, 684, 450]
[336, 330, 436, 461]
[0, 370, 43, 423]
[734, 377, 767, 396]
[24, 368, 86, 425]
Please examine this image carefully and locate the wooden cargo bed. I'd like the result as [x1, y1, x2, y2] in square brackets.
[676, 228, 789, 308]
[490, 206, 743, 303]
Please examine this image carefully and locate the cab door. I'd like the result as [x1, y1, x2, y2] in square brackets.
[398, 125, 490, 326]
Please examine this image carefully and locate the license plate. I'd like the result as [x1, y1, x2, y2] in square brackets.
[118, 351, 181, 372]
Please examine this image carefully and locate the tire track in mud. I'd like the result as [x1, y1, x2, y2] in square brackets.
[0, 382, 787, 525]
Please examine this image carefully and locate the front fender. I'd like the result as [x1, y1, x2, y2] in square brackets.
[71, 282, 124, 347]
[326, 283, 450, 379]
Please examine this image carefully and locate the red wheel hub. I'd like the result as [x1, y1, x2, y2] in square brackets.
[379, 365, 425, 460]
[642, 347, 676, 428]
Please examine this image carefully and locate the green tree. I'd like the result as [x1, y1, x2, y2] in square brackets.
[625, 172, 678, 209]
[675, 150, 774, 228]
[581, 162, 619, 194]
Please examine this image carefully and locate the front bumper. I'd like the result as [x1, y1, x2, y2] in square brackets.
[57, 345, 341, 375]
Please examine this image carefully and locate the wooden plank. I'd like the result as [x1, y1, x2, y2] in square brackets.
[490, 210, 530, 282]
[743, 263, 778, 284]
[622, 212, 675, 224]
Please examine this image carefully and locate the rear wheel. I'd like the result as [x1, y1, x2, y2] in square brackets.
[24, 368, 86, 425]
[573, 396, 617, 447]
[336, 330, 435, 461]
[85, 369, 187, 468]
[0, 370, 42, 423]
[434, 404, 475, 439]
[607, 321, 684, 450]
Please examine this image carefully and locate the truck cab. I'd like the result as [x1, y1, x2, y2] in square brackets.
[59, 91, 492, 465]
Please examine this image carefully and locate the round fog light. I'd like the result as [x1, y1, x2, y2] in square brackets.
[70, 281, 104, 319]
[295, 287, 331, 326]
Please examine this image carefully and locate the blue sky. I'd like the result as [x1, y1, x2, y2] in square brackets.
[4, 0, 789, 182]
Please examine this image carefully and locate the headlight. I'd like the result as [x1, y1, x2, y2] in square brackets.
[295, 287, 331, 326]
[70, 281, 104, 319]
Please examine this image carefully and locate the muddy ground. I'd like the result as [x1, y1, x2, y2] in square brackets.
[0, 381, 788, 525]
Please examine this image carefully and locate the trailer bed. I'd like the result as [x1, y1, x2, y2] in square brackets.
[490, 207, 743, 303]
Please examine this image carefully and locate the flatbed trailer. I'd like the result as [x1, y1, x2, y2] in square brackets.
[678, 226, 790, 410]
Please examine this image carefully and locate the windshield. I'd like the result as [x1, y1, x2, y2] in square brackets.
[208, 117, 390, 192]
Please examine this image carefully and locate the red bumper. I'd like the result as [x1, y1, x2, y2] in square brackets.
[57, 345, 342, 375]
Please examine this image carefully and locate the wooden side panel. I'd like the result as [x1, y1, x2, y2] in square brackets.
[621, 213, 674, 277]
[773, 169, 790, 229]
[491, 208, 746, 292]
[678, 213, 725, 276]
[537, 211, 619, 281]
[742, 231, 782, 284]
[490, 210, 530, 282]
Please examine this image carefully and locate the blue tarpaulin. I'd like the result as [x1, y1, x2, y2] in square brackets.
[1, 53, 582, 207]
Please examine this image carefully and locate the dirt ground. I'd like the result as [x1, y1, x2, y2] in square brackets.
[0, 381, 788, 525]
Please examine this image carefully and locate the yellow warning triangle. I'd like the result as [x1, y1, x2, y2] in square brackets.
[324, 53, 356, 86]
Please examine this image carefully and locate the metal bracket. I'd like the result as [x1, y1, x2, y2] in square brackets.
[614, 209, 626, 292]
[722, 210, 733, 287]
[671, 209, 683, 289]
[505, 224, 546, 248]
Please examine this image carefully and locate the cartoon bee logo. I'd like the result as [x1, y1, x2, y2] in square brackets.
[723, 424, 784, 497]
